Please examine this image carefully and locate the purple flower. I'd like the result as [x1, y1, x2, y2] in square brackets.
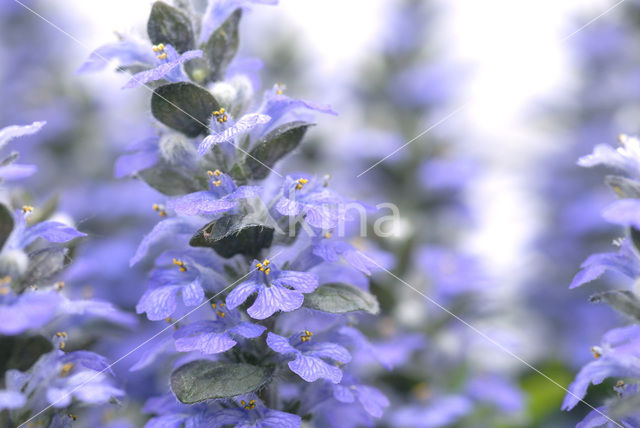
[123, 45, 203, 89]
[255, 84, 337, 133]
[332, 379, 389, 418]
[200, 0, 279, 44]
[167, 170, 262, 216]
[570, 239, 640, 289]
[1, 349, 123, 411]
[77, 33, 156, 74]
[197, 113, 271, 155]
[0, 121, 44, 181]
[207, 396, 300, 428]
[136, 249, 226, 320]
[562, 325, 640, 410]
[275, 175, 347, 230]
[173, 304, 265, 354]
[266, 332, 351, 383]
[391, 395, 473, 428]
[578, 135, 640, 179]
[226, 260, 318, 319]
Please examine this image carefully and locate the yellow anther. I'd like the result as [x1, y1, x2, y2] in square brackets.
[301, 330, 313, 342]
[152, 203, 167, 217]
[616, 380, 625, 387]
[68, 414, 77, 421]
[217, 310, 226, 318]
[275, 83, 286, 95]
[157, 52, 167, 60]
[211, 303, 217, 308]
[60, 342, 66, 350]
[54, 281, 65, 290]
[213, 180, 222, 187]
[242, 399, 256, 409]
[257, 259, 271, 274]
[173, 258, 187, 272]
[295, 178, 309, 190]
[591, 346, 601, 359]
[213, 109, 228, 123]
[165, 317, 173, 323]
[619, 134, 629, 144]
[56, 331, 67, 338]
[0, 286, 9, 296]
[60, 363, 74, 376]
[158, 43, 165, 50]
[324, 232, 332, 239]
[22, 205, 34, 214]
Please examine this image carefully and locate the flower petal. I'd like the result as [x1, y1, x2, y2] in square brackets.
[247, 285, 303, 319]
[288, 354, 342, 383]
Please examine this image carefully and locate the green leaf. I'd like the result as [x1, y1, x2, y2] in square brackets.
[304, 282, 379, 314]
[190, 215, 274, 258]
[170, 361, 271, 403]
[0, 335, 53, 376]
[606, 175, 640, 198]
[590, 289, 640, 321]
[147, 1, 195, 53]
[0, 203, 13, 250]
[246, 121, 313, 180]
[203, 9, 241, 81]
[139, 166, 203, 196]
[151, 82, 219, 137]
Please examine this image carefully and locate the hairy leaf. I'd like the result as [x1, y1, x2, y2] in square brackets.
[304, 282, 379, 314]
[170, 360, 271, 403]
[151, 82, 219, 137]
[147, 1, 195, 53]
[190, 215, 274, 258]
[246, 121, 313, 179]
[590, 289, 640, 321]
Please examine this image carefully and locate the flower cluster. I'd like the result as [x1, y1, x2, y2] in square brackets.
[564, 134, 640, 425]
[82, 1, 389, 426]
[0, 123, 128, 426]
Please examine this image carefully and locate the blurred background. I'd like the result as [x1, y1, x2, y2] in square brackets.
[2, 0, 638, 426]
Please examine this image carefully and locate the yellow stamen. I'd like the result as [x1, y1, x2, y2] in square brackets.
[56, 331, 67, 338]
[213, 109, 228, 123]
[2, 275, 10, 284]
[275, 83, 286, 95]
[54, 281, 65, 290]
[60, 342, 66, 349]
[68, 414, 77, 421]
[0, 286, 9, 296]
[60, 363, 74, 376]
[295, 178, 309, 190]
[173, 258, 187, 272]
[22, 205, 34, 214]
[217, 310, 226, 318]
[152, 203, 167, 217]
[324, 232, 332, 239]
[157, 52, 167, 60]
[211, 303, 217, 308]
[591, 346, 601, 359]
[256, 259, 271, 273]
[301, 329, 313, 342]
[213, 180, 222, 187]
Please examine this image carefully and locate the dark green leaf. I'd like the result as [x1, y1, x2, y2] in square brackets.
[0, 203, 13, 251]
[151, 82, 219, 137]
[139, 165, 202, 196]
[190, 215, 274, 258]
[630, 227, 640, 256]
[246, 121, 313, 179]
[0, 335, 52, 376]
[147, 1, 195, 53]
[203, 8, 241, 81]
[304, 282, 379, 314]
[590, 289, 640, 321]
[606, 175, 640, 198]
[170, 360, 271, 403]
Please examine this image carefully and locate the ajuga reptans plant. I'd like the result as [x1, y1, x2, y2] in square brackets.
[81, 1, 389, 426]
